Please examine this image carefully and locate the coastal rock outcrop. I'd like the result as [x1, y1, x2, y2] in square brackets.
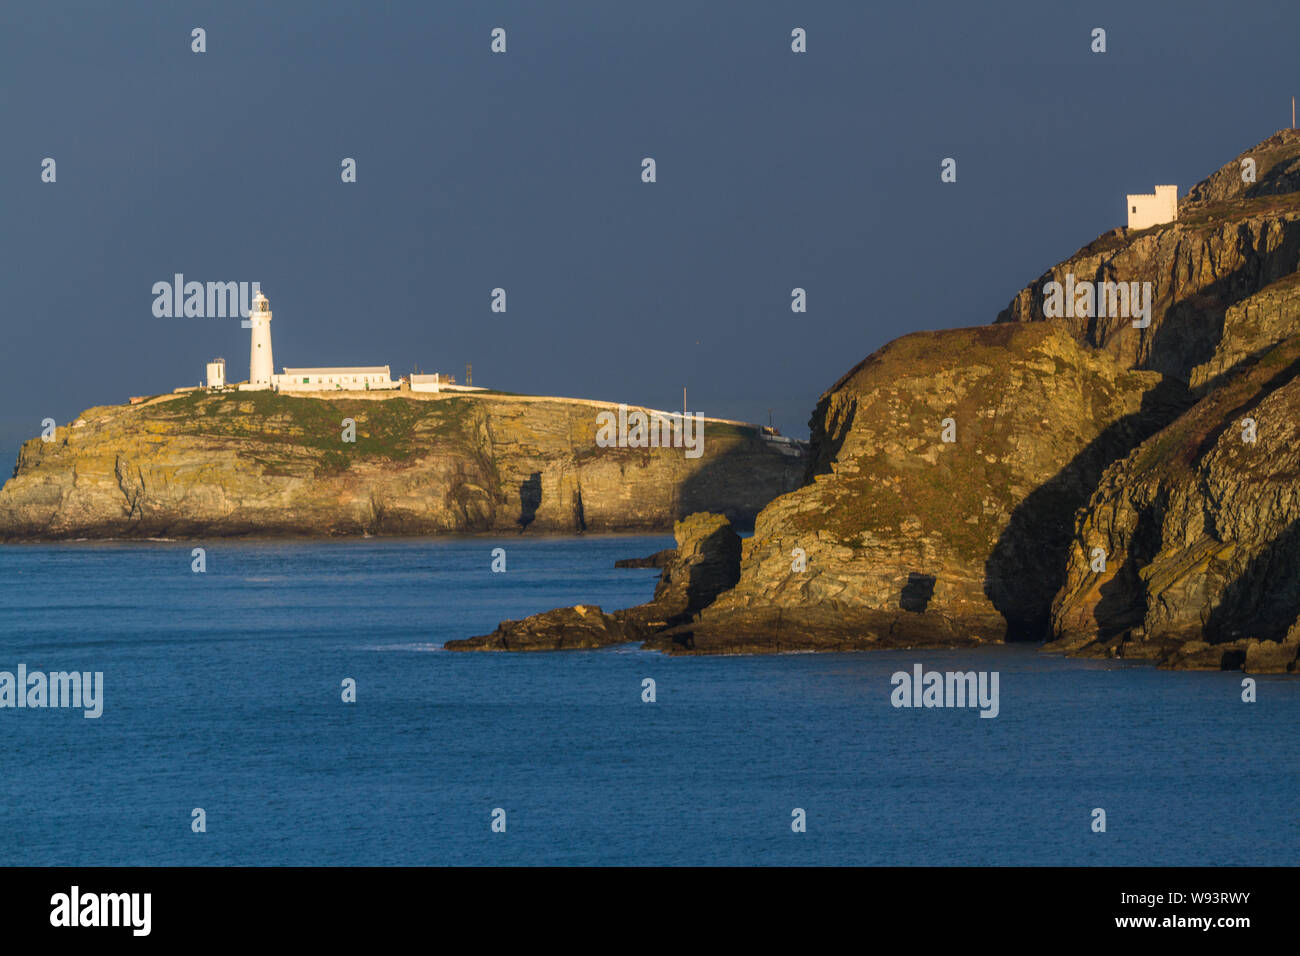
[461, 130, 1300, 671]
[447, 511, 743, 650]
[642, 604, 981, 656]
[690, 130, 1300, 666]
[0, 390, 805, 539]
[619, 512, 742, 628]
[695, 323, 1171, 646]
[444, 604, 638, 652]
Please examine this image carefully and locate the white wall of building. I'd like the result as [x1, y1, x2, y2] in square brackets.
[410, 373, 442, 393]
[1126, 184, 1178, 230]
[273, 366, 398, 391]
[206, 358, 226, 388]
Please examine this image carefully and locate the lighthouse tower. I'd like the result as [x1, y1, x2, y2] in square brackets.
[248, 290, 274, 388]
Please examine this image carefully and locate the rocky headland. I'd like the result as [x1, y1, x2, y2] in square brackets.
[462, 130, 1300, 673]
[0, 390, 805, 539]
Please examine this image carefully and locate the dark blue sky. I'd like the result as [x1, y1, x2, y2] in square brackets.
[3, 0, 1297, 466]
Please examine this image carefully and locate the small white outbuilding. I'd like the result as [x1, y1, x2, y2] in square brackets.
[206, 357, 226, 388]
[1127, 184, 1178, 230]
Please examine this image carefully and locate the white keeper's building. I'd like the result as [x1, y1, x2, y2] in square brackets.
[275, 367, 397, 391]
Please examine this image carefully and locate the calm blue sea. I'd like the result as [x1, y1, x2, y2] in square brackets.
[0, 536, 1295, 866]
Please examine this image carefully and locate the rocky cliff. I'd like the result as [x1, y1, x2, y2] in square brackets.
[705, 129, 1300, 669]
[465, 130, 1300, 672]
[697, 323, 1175, 644]
[1047, 330, 1300, 672]
[0, 390, 806, 539]
[996, 129, 1300, 384]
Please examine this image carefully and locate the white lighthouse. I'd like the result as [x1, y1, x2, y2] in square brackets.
[247, 290, 274, 388]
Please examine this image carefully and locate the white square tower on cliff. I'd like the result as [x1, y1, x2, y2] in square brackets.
[1126, 184, 1178, 230]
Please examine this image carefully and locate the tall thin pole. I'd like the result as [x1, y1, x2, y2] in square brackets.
[1292, 95, 1295, 129]
[682, 386, 687, 416]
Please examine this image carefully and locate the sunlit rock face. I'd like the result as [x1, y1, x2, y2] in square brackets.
[0, 391, 805, 539]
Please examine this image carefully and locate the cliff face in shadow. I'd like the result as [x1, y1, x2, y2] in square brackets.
[1048, 333, 1300, 671]
[0, 390, 805, 539]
